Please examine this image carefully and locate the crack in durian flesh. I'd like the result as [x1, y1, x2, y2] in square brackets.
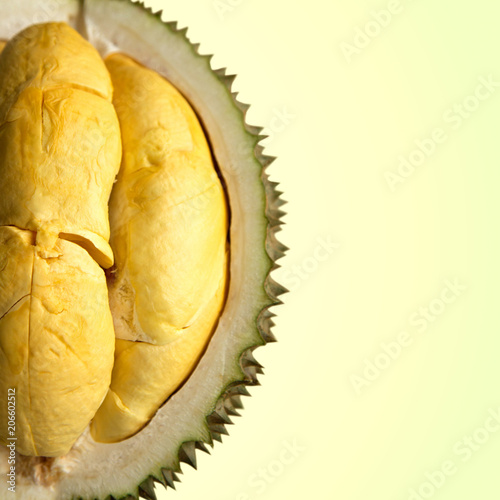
[0, 22, 228, 457]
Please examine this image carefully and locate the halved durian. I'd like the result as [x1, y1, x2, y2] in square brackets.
[0, 1, 286, 499]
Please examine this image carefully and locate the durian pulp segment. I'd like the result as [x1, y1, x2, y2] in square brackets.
[0, 23, 118, 458]
[105, 53, 228, 346]
[90, 53, 228, 443]
[91, 255, 227, 443]
[0, 226, 115, 457]
[0, 22, 121, 268]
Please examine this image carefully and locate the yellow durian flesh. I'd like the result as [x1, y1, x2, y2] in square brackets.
[0, 22, 112, 117]
[0, 23, 118, 457]
[104, 53, 228, 346]
[0, 23, 121, 268]
[90, 261, 227, 442]
[90, 54, 228, 442]
[0, 226, 115, 457]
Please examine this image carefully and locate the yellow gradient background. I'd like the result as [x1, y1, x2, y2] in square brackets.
[143, 1, 500, 499]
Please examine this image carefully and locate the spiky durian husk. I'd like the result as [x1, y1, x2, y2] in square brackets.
[0, 1, 287, 499]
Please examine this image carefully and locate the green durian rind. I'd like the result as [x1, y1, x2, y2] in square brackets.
[0, 1, 286, 499]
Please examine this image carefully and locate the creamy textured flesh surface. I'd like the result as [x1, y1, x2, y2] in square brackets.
[0, 23, 121, 268]
[0, 227, 114, 457]
[90, 54, 228, 443]
[0, 23, 118, 457]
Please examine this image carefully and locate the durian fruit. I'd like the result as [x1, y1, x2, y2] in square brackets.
[0, 1, 286, 499]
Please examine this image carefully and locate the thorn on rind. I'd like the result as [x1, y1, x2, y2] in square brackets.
[246, 124, 264, 135]
[224, 403, 241, 417]
[195, 441, 211, 454]
[259, 155, 277, 167]
[178, 27, 188, 36]
[202, 431, 215, 448]
[138, 476, 157, 500]
[210, 432, 224, 443]
[260, 308, 276, 320]
[241, 351, 264, 373]
[223, 74, 237, 86]
[165, 21, 178, 30]
[214, 67, 227, 76]
[207, 410, 232, 425]
[234, 99, 250, 113]
[274, 196, 287, 208]
[259, 325, 277, 343]
[274, 208, 287, 220]
[179, 441, 197, 469]
[224, 393, 243, 415]
[155, 473, 166, 488]
[138, 0, 162, 19]
[207, 421, 229, 437]
[266, 211, 286, 228]
[204, 53, 214, 64]
[161, 469, 176, 489]
[267, 277, 288, 298]
[213, 407, 233, 424]
[229, 394, 244, 409]
[266, 232, 288, 261]
[245, 367, 263, 381]
[234, 384, 251, 397]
